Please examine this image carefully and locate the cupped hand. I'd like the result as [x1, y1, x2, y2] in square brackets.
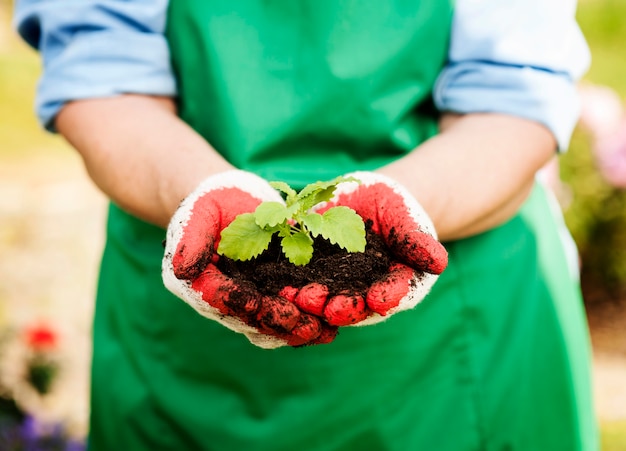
[301, 171, 448, 327]
[162, 170, 338, 348]
[163, 170, 448, 347]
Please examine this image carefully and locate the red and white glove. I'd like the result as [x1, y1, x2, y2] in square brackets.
[163, 170, 447, 348]
[299, 171, 448, 327]
[162, 170, 337, 349]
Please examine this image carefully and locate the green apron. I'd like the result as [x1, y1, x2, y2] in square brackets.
[88, 2, 598, 450]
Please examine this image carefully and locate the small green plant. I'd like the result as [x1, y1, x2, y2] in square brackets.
[217, 177, 366, 266]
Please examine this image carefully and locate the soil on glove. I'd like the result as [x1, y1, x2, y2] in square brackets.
[217, 222, 392, 297]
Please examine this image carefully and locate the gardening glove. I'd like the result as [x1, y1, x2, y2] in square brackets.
[162, 170, 336, 349]
[301, 171, 448, 327]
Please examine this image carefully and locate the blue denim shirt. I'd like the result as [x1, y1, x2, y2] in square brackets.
[14, 0, 589, 149]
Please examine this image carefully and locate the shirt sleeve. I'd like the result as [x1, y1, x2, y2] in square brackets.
[434, 0, 591, 150]
[13, 0, 175, 131]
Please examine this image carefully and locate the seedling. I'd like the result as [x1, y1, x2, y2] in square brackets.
[217, 177, 366, 266]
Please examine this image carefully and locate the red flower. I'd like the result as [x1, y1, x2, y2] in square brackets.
[24, 323, 58, 352]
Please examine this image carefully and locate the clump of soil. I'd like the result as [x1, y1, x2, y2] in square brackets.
[217, 223, 392, 297]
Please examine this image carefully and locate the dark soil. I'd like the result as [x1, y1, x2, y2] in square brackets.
[217, 223, 392, 297]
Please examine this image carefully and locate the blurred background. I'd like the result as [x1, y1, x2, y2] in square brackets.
[1, 0, 626, 449]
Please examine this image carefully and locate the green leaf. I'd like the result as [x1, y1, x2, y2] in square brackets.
[301, 212, 324, 237]
[297, 177, 341, 199]
[254, 201, 298, 228]
[217, 213, 274, 261]
[281, 231, 314, 266]
[318, 206, 366, 252]
[269, 181, 298, 203]
[300, 187, 336, 212]
[298, 176, 360, 212]
[220, 178, 365, 265]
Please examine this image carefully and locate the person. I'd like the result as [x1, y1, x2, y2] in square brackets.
[14, 0, 598, 449]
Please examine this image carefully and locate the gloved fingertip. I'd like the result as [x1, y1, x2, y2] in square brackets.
[293, 283, 329, 317]
[366, 263, 413, 315]
[324, 293, 369, 326]
[172, 241, 215, 280]
[225, 284, 262, 316]
[190, 264, 263, 317]
[278, 286, 299, 303]
[287, 313, 323, 346]
[310, 324, 339, 345]
[392, 231, 448, 275]
[256, 296, 301, 333]
[190, 265, 235, 315]
[171, 197, 222, 280]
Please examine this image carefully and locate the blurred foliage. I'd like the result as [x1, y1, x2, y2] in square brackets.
[577, 0, 626, 93]
[560, 0, 626, 305]
[562, 129, 626, 304]
[600, 420, 626, 451]
[0, 1, 70, 159]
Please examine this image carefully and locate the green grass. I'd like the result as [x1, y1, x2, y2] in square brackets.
[577, 0, 626, 95]
[0, 5, 70, 159]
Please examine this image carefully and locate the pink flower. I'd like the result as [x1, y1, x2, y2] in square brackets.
[578, 83, 624, 138]
[594, 119, 626, 188]
[24, 323, 58, 352]
[578, 83, 626, 188]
